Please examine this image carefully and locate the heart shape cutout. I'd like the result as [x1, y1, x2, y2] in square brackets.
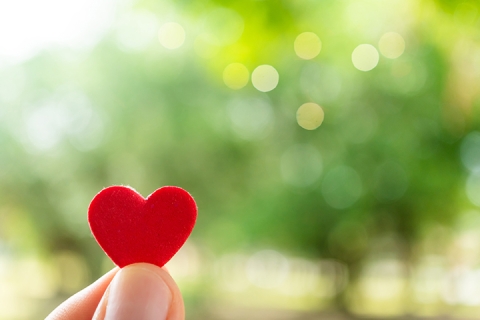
[88, 186, 197, 268]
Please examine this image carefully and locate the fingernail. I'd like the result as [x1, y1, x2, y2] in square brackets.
[104, 263, 172, 320]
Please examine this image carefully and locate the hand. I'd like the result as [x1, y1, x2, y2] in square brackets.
[46, 263, 185, 320]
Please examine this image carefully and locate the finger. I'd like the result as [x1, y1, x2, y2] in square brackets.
[93, 263, 185, 320]
[162, 265, 185, 320]
[46, 267, 119, 320]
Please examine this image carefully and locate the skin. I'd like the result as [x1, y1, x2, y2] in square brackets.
[46, 263, 185, 320]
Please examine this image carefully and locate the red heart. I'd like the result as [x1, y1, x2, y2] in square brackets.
[88, 186, 197, 268]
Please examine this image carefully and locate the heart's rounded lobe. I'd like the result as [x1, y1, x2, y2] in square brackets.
[88, 186, 197, 268]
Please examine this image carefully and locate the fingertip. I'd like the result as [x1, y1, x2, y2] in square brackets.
[130, 264, 185, 320]
[94, 263, 184, 320]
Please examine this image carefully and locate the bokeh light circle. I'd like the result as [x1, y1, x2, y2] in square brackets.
[281, 144, 322, 188]
[227, 97, 273, 140]
[296, 102, 324, 130]
[116, 11, 159, 52]
[461, 131, 480, 173]
[300, 63, 342, 103]
[321, 166, 362, 209]
[251, 65, 279, 92]
[466, 173, 480, 207]
[246, 250, 289, 289]
[351, 44, 379, 71]
[158, 22, 185, 49]
[294, 32, 322, 60]
[223, 63, 249, 90]
[379, 32, 405, 59]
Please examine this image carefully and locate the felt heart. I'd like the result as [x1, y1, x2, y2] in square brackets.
[88, 186, 197, 268]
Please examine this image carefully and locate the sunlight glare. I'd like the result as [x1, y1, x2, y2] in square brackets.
[296, 102, 324, 130]
[352, 44, 379, 71]
[379, 32, 405, 59]
[294, 32, 322, 60]
[0, 0, 116, 65]
[158, 22, 186, 50]
[251, 65, 279, 92]
[223, 63, 249, 90]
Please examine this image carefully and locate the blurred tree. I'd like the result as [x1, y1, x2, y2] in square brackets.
[0, 0, 479, 314]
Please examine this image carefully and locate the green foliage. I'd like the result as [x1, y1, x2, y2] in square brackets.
[0, 0, 479, 277]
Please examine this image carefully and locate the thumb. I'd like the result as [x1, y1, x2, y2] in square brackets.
[93, 263, 185, 320]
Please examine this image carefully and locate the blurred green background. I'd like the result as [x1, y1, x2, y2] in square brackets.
[1, 0, 480, 318]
